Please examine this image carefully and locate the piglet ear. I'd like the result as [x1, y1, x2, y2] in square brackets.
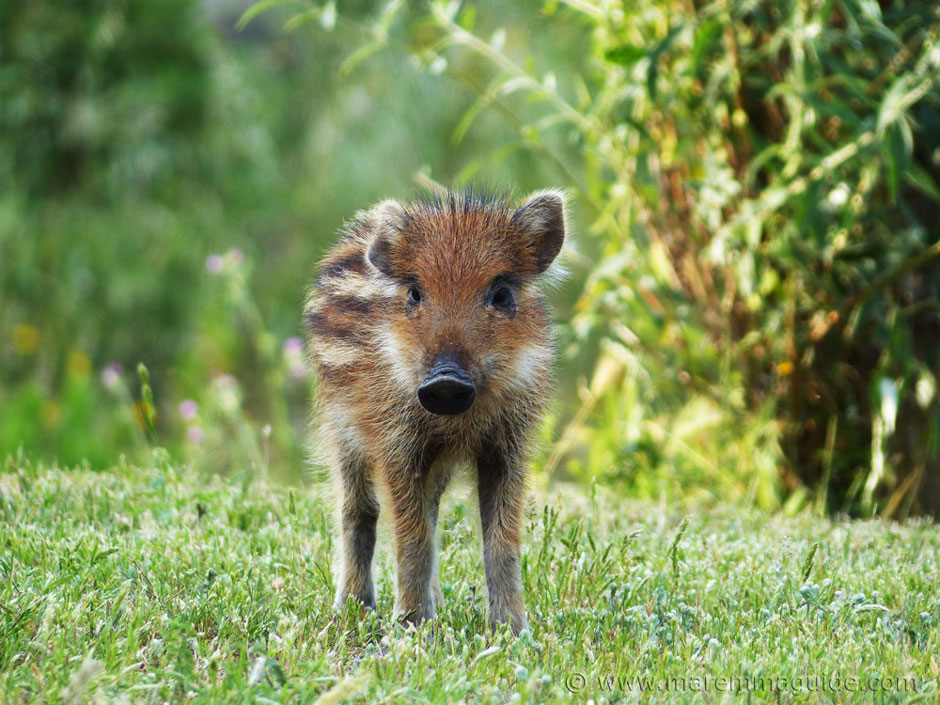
[513, 190, 566, 274]
[366, 199, 407, 277]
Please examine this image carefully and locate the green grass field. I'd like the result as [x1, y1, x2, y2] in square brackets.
[2, 457, 937, 704]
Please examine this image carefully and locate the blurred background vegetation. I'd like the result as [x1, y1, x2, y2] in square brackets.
[2, 0, 939, 518]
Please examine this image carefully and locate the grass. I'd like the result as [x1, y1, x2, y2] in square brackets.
[1, 455, 938, 704]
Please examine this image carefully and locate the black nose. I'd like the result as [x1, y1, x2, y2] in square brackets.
[418, 364, 476, 415]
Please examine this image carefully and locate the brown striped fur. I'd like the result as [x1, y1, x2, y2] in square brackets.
[304, 189, 566, 634]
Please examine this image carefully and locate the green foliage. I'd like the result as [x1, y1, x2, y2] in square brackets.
[0, 461, 936, 702]
[281, 0, 940, 516]
[0, 0, 210, 196]
[2, 0, 940, 519]
[0, 0, 564, 482]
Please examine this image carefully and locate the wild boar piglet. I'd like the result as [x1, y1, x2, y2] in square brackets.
[304, 190, 567, 634]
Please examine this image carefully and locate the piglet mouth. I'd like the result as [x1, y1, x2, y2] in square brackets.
[417, 358, 476, 415]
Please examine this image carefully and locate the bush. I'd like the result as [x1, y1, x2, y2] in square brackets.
[272, 0, 940, 515]
[0, 0, 211, 197]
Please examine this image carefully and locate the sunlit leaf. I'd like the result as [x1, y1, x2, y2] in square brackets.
[604, 44, 646, 66]
[646, 25, 684, 100]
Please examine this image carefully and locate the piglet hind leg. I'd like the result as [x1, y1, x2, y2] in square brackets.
[477, 439, 528, 635]
[427, 464, 452, 611]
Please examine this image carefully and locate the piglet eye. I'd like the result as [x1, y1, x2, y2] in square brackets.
[489, 285, 515, 314]
[407, 285, 422, 305]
